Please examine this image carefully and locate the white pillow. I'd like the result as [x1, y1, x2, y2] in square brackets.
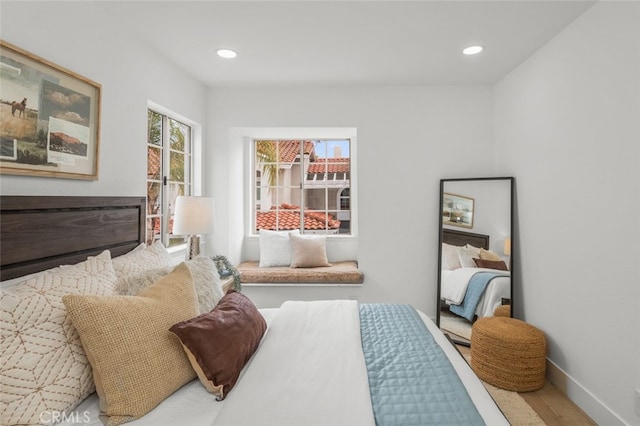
[259, 229, 300, 267]
[112, 241, 174, 293]
[116, 256, 223, 314]
[441, 243, 462, 270]
[0, 250, 116, 425]
[465, 244, 482, 255]
[289, 233, 331, 268]
[458, 246, 479, 268]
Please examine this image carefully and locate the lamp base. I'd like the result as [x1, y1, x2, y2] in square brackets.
[186, 235, 200, 260]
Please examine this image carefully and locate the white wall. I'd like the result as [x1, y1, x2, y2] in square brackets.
[207, 85, 497, 313]
[494, 2, 640, 425]
[0, 1, 207, 197]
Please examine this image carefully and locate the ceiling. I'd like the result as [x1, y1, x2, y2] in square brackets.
[100, 1, 596, 87]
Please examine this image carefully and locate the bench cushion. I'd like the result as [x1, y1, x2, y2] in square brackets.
[237, 261, 364, 284]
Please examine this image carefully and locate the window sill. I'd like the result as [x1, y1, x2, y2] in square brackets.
[244, 234, 357, 241]
[236, 260, 363, 285]
[243, 283, 363, 288]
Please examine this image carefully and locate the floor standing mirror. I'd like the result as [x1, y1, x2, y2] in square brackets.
[436, 177, 515, 346]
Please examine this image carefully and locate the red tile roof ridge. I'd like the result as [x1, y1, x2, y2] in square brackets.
[256, 203, 341, 230]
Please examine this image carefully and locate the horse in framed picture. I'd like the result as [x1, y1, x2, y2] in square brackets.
[11, 97, 27, 118]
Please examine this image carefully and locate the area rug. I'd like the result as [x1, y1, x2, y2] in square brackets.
[463, 354, 546, 425]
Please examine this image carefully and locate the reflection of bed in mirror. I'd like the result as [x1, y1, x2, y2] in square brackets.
[437, 177, 514, 346]
[439, 229, 511, 342]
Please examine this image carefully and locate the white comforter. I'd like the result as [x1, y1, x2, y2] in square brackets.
[63, 303, 508, 426]
[441, 268, 511, 319]
[214, 300, 375, 425]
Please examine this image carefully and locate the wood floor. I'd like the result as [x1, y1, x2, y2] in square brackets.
[455, 344, 596, 425]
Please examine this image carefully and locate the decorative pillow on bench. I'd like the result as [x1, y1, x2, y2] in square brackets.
[258, 229, 331, 268]
[289, 233, 331, 268]
[258, 229, 300, 267]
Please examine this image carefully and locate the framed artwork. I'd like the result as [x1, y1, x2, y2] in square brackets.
[442, 192, 474, 228]
[0, 40, 101, 180]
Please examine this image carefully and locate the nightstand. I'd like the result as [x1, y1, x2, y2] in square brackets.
[221, 276, 235, 293]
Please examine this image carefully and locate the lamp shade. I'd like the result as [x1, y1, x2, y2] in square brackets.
[172, 196, 214, 235]
[503, 237, 511, 256]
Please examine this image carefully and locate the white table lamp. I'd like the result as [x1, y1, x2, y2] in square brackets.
[172, 196, 214, 260]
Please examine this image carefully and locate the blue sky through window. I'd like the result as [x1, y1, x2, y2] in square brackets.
[313, 139, 350, 158]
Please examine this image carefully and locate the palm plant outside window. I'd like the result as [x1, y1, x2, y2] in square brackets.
[254, 139, 351, 235]
[147, 109, 192, 246]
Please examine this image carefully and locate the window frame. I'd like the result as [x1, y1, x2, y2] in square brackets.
[249, 137, 356, 238]
[146, 105, 196, 248]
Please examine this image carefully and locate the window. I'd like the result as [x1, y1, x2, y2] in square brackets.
[253, 139, 351, 235]
[146, 109, 192, 246]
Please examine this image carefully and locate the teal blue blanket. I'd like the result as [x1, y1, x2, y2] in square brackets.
[449, 272, 506, 321]
[359, 304, 484, 425]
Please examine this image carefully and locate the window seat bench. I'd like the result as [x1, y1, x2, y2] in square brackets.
[236, 261, 364, 285]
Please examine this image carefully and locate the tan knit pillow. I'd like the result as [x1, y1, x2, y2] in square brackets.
[63, 263, 198, 426]
[0, 250, 116, 426]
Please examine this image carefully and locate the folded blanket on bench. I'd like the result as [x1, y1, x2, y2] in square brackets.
[236, 261, 364, 284]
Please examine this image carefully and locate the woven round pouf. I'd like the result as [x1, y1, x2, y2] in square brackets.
[470, 317, 546, 392]
[493, 304, 511, 317]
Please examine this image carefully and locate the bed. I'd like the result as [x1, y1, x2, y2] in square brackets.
[1, 196, 508, 426]
[440, 229, 511, 321]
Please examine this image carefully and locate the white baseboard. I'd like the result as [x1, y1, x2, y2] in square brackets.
[546, 359, 629, 426]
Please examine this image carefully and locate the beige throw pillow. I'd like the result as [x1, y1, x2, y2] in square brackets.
[62, 263, 198, 426]
[289, 233, 331, 268]
[116, 256, 223, 314]
[111, 241, 173, 294]
[0, 250, 116, 426]
[479, 248, 502, 261]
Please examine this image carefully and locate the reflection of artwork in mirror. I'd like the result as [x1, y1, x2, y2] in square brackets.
[443, 192, 474, 228]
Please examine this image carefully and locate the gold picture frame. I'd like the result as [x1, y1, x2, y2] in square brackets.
[443, 192, 474, 228]
[0, 40, 101, 180]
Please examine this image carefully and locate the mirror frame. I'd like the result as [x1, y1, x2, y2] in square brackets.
[436, 176, 515, 346]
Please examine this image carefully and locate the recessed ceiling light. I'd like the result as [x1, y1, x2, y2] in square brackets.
[462, 45, 484, 56]
[216, 48, 238, 59]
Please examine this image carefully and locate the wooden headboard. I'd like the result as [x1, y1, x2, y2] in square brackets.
[1, 196, 146, 281]
[442, 228, 490, 249]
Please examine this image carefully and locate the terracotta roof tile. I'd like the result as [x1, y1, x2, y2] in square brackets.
[257, 140, 315, 163]
[307, 158, 350, 174]
[256, 203, 340, 231]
